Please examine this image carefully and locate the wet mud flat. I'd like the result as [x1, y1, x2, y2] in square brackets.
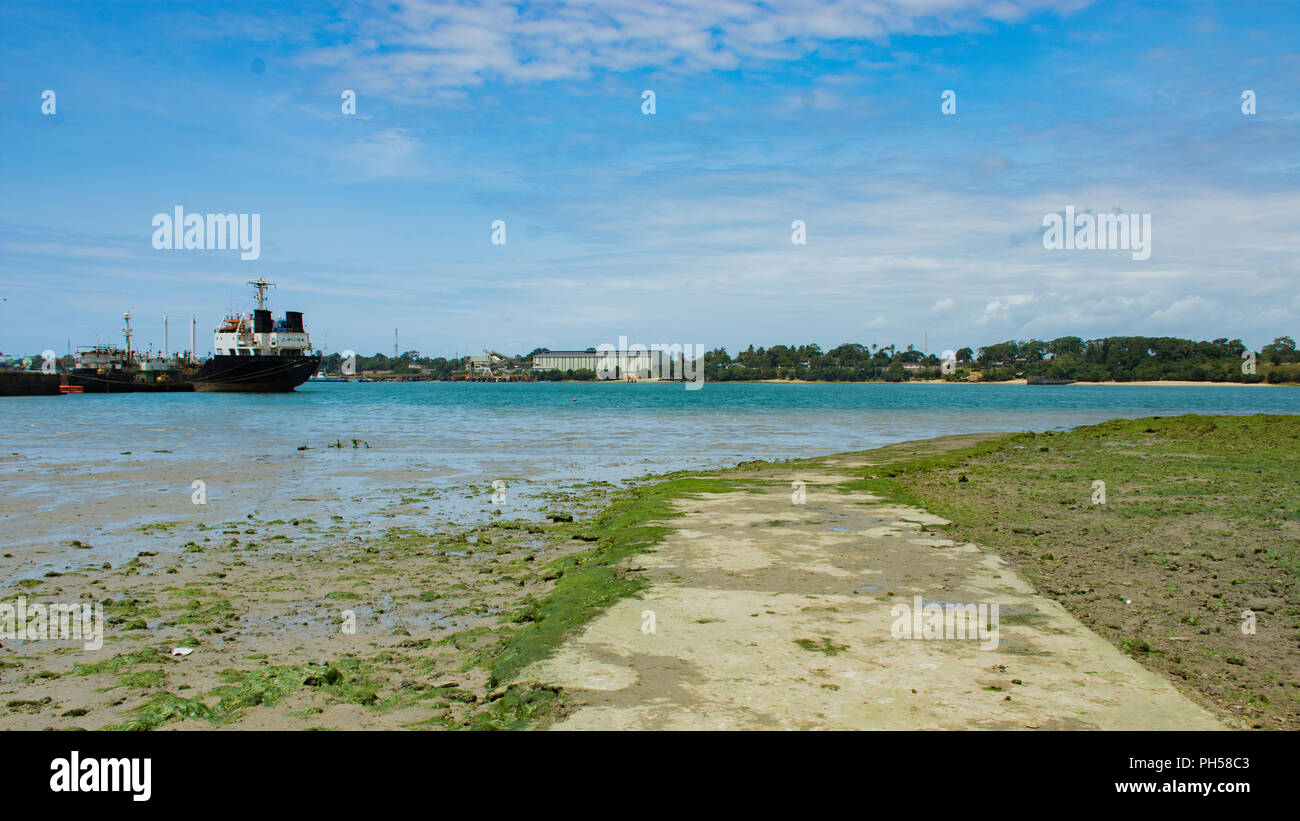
[0, 479, 619, 729]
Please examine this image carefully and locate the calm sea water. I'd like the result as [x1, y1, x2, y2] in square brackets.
[2, 382, 1298, 578]
[4, 381, 1299, 482]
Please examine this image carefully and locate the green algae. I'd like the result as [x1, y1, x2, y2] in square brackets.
[486, 475, 744, 688]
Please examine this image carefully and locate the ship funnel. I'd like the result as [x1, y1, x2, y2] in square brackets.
[254, 309, 273, 333]
[284, 311, 304, 332]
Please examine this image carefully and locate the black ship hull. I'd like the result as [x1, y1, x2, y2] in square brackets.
[63, 370, 195, 393]
[192, 354, 320, 392]
[0, 371, 62, 396]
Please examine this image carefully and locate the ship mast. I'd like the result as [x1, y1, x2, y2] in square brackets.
[123, 312, 133, 363]
[248, 277, 275, 310]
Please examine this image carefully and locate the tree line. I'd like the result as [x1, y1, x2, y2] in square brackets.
[694, 336, 1299, 383]
[316, 335, 1300, 383]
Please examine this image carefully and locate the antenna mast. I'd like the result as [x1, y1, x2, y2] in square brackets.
[248, 277, 275, 310]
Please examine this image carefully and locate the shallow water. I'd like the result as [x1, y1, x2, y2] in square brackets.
[4, 380, 1298, 475]
[1, 381, 1297, 579]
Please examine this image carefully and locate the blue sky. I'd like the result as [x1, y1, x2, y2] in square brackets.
[2, 0, 1298, 358]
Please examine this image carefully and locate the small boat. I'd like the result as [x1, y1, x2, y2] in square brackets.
[1025, 375, 1076, 385]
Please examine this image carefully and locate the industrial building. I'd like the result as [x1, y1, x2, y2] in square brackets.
[531, 348, 694, 380]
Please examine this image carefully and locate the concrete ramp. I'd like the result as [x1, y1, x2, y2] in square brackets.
[524, 460, 1224, 730]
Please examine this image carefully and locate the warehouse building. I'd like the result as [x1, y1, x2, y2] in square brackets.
[531, 348, 692, 380]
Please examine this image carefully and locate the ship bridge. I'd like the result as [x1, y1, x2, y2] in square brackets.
[211, 279, 311, 357]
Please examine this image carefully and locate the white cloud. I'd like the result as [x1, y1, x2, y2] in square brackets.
[295, 0, 1092, 97]
[344, 127, 422, 178]
[930, 297, 956, 314]
[979, 293, 1036, 324]
[1147, 294, 1217, 325]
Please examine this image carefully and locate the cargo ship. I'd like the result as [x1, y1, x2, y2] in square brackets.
[62, 313, 195, 393]
[1, 316, 195, 396]
[63, 346, 195, 393]
[190, 278, 320, 392]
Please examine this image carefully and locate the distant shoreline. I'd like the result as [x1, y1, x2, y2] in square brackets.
[752, 378, 1291, 386]
[352, 376, 1293, 386]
